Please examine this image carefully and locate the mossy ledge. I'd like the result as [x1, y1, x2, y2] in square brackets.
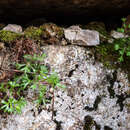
[0, 23, 64, 44]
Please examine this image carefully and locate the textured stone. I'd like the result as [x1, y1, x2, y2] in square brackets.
[0, 45, 129, 130]
[3, 24, 22, 33]
[64, 26, 99, 46]
[110, 30, 129, 39]
[111, 30, 124, 39]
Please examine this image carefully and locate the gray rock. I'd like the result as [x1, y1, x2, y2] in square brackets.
[0, 45, 129, 130]
[64, 26, 100, 46]
[3, 24, 22, 33]
[43, 45, 129, 130]
[110, 30, 128, 39]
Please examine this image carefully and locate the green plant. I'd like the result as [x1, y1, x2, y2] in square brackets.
[0, 53, 65, 114]
[114, 38, 130, 62]
[1, 97, 26, 114]
[114, 18, 130, 62]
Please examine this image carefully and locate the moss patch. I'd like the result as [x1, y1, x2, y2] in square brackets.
[40, 23, 64, 39]
[24, 23, 64, 45]
[24, 26, 42, 40]
[0, 30, 22, 43]
[93, 42, 130, 80]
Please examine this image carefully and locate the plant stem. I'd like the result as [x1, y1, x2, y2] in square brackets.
[51, 88, 54, 120]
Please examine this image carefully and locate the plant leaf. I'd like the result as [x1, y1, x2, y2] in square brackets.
[115, 44, 120, 50]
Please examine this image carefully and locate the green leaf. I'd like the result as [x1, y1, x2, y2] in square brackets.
[56, 83, 66, 89]
[119, 56, 124, 62]
[121, 18, 126, 22]
[23, 54, 32, 61]
[123, 24, 126, 28]
[115, 44, 120, 50]
[47, 73, 60, 87]
[119, 50, 124, 55]
[117, 28, 124, 33]
[126, 51, 130, 56]
[30, 84, 37, 90]
[128, 24, 130, 29]
[40, 65, 48, 73]
[16, 63, 26, 69]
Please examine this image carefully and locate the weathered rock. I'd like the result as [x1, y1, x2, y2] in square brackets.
[64, 26, 99, 46]
[0, 45, 129, 130]
[3, 24, 22, 33]
[110, 30, 128, 39]
[0, 0, 129, 19]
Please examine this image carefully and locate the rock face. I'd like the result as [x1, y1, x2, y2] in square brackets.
[0, 0, 130, 19]
[0, 45, 129, 130]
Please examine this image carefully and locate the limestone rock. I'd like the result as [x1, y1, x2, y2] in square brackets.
[64, 26, 99, 46]
[110, 30, 128, 39]
[3, 24, 22, 33]
[0, 45, 129, 130]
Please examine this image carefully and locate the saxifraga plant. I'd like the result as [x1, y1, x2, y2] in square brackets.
[114, 18, 130, 62]
[0, 54, 65, 115]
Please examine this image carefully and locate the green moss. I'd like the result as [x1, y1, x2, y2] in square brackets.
[94, 43, 116, 69]
[0, 30, 22, 43]
[24, 26, 42, 40]
[94, 42, 130, 81]
[24, 24, 64, 41]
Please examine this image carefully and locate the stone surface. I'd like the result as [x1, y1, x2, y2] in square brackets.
[110, 30, 127, 39]
[0, 45, 129, 130]
[64, 26, 99, 46]
[0, 0, 129, 19]
[3, 24, 22, 33]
